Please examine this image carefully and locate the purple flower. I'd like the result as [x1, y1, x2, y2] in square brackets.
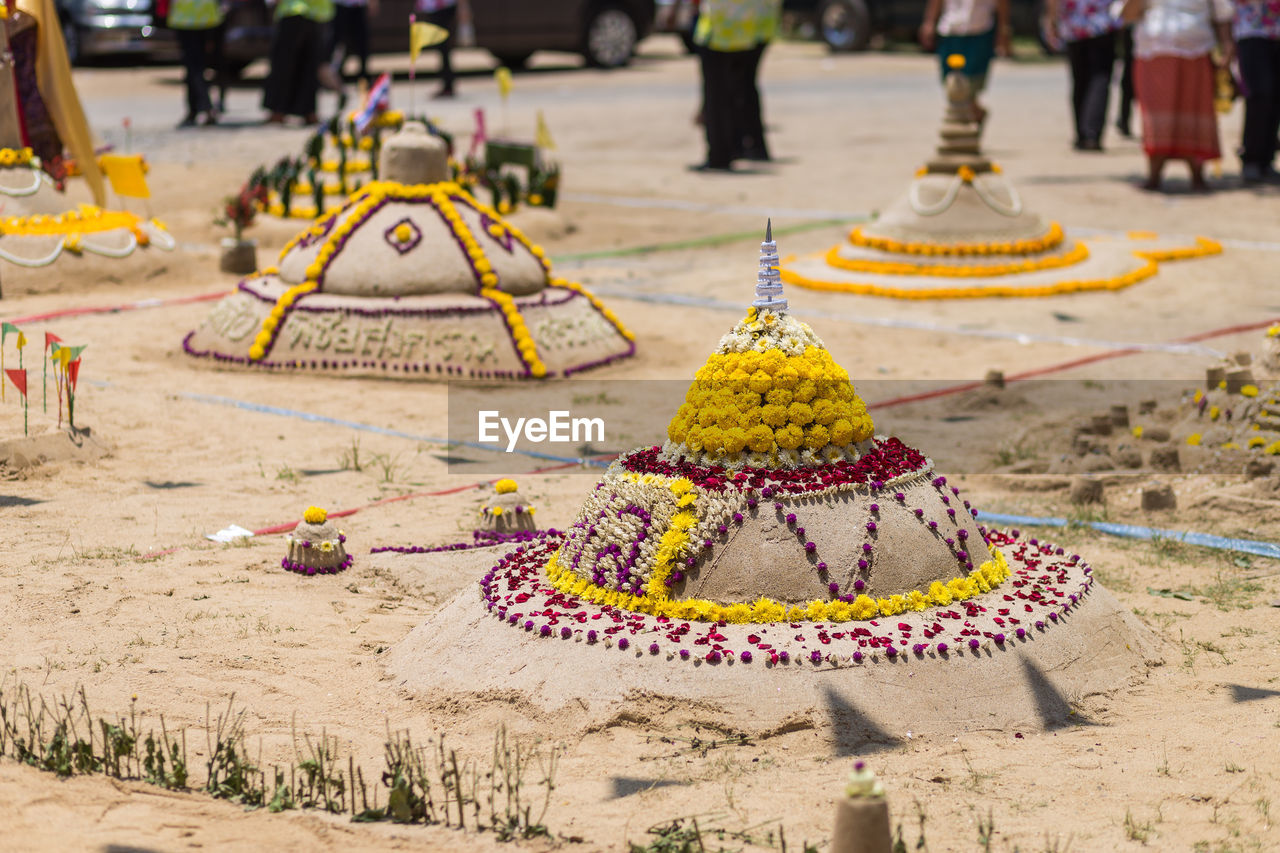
[937, 642, 949, 653]
[862, 543, 873, 553]
[779, 650, 791, 663]
[733, 512, 744, 523]
[857, 559, 868, 571]
[828, 582, 840, 594]
[914, 508, 924, 517]
[810, 650, 822, 663]
[618, 637, 630, 650]
[587, 630, 598, 643]
[740, 650, 753, 663]
[869, 503, 879, 513]
[969, 638, 980, 650]
[649, 643, 660, 654]
[805, 542, 817, 552]
[929, 521, 938, 529]
[679, 649, 690, 659]
[994, 633, 1005, 644]
[817, 561, 827, 571]
[707, 650, 722, 663]
[886, 645, 898, 657]
[854, 578, 866, 591]
[796, 527, 805, 537]
[852, 651, 863, 663]
[1015, 628, 1026, 640]
[786, 513, 797, 524]
[524, 620, 535, 631]
[539, 625, 551, 637]
[958, 529, 968, 539]
[560, 626, 572, 639]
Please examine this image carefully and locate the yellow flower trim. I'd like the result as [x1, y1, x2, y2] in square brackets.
[1267, 441, 1280, 456]
[1131, 425, 1143, 438]
[1193, 389, 1204, 404]
[0, 147, 34, 168]
[249, 280, 318, 360]
[643, 479, 698, 600]
[1240, 384, 1259, 397]
[494, 478, 519, 494]
[823, 239, 1089, 278]
[0, 205, 142, 237]
[1267, 324, 1280, 338]
[1187, 433, 1202, 446]
[482, 286, 546, 377]
[548, 277, 636, 342]
[666, 337, 874, 458]
[1209, 405, 1221, 421]
[492, 506, 504, 516]
[1221, 442, 1240, 450]
[1249, 436, 1267, 448]
[782, 237, 1221, 300]
[847, 223, 1066, 258]
[546, 543, 1011, 624]
[303, 506, 327, 524]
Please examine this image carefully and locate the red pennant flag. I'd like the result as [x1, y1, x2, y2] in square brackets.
[67, 359, 81, 391]
[44, 331, 62, 350]
[5, 368, 27, 398]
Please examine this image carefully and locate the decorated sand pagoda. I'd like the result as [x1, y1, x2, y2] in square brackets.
[0, 1, 171, 271]
[184, 122, 634, 379]
[389, 227, 1155, 732]
[781, 68, 1218, 299]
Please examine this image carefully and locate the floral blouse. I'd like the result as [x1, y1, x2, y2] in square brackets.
[694, 0, 782, 51]
[1057, 0, 1119, 42]
[1235, 0, 1280, 39]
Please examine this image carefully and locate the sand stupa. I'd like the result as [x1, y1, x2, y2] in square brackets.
[282, 506, 351, 575]
[388, 227, 1156, 734]
[184, 123, 634, 379]
[0, 8, 172, 271]
[476, 478, 537, 543]
[781, 69, 1218, 300]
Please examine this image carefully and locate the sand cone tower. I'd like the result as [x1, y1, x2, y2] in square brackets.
[388, 228, 1156, 734]
[183, 122, 635, 379]
[780, 65, 1220, 300]
[283, 506, 351, 575]
[477, 478, 538, 541]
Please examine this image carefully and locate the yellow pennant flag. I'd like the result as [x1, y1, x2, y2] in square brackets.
[495, 66, 513, 100]
[535, 110, 555, 151]
[409, 22, 448, 63]
[99, 154, 150, 199]
[15, 332, 25, 350]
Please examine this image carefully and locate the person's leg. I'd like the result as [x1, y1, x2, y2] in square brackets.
[1238, 37, 1273, 179]
[698, 46, 735, 169]
[326, 6, 344, 76]
[176, 29, 202, 124]
[1144, 155, 1167, 190]
[209, 22, 227, 115]
[1267, 40, 1280, 173]
[263, 16, 300, 118]
[297, 18, 322, 120]
[1066, 39, 1090, 146]
[354, 6, 370, 82]
[1117, 27, 1135, 135]
[738, 43, 768, 160]
[429, 7, 457, 96]
[1080, 33, 1114, 147]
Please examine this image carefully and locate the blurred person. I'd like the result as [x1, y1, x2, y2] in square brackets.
[1043, 0, 1121, 149]
[264, 0, 335, 124]
[329, 0, 379, 85]
[919, 0, 1013, 122]
[1234, 0, 1280, 184]
[417, 0, 458, 98]
[691, 0, 782, 171]
[1125, 0, 1233, 190]
[167, 0, 224, 127]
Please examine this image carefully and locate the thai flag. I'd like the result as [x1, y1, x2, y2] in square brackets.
[354, 73, 392, 135]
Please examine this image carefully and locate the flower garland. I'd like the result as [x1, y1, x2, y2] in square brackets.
[846, 222, 1065, 257]
[0, 205, 143, 237]
[544, 544, 1009, 624]
[0, 148, 35, 169]
[822, 240, 1089, 278]
[282, 531, 351, 575]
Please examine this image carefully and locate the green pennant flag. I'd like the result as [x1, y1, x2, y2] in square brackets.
[56, 344, 86, 366]
[0, 322, 18, 344]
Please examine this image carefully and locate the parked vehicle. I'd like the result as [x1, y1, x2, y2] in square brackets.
[655, 0, 1044, 54]
[217, 0, 656, 77]
[55, 0, 175, 64]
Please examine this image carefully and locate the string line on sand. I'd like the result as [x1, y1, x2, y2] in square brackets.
[976, 511, 1280, 561]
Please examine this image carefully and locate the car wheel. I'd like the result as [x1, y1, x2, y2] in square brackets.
[61, 17, 82, 65]
[816, 0, 871, 52]
[493, 52, 534, 70]
[584, 3, 638, 68]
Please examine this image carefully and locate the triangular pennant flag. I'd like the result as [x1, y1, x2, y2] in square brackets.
[1, 322, 17, 344]
[99, 154, 151, 199]
[67, 359, 81, 391]
[495, 66, 513, 100]
[15, 331, 25, 350]
[410, 21, 448, 62]
[5, 368, 27, 398]
[44, 331, 62, 350]
[535, 110, 556, 151]
[58, 344, 85, 367]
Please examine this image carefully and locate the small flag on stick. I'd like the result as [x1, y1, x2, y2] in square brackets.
[5, 368, 28, 436]
[410, 21, 448, 63]
[535, 110, 556, 151]
[43, 331, 61, 413]
[0, 321, 18, 402]
[100, 154, 151, 199]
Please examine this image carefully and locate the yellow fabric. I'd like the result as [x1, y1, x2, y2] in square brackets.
[16, 0, 104, 205]
[694, 0, 781, 51]
[99, 154, 150, 199]
[535, 110, 555, 150]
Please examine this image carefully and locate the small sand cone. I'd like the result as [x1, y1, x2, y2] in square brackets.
[831, 762, 892, 853]
[284, 506, 350, 575]
[476, 479, 538, 543]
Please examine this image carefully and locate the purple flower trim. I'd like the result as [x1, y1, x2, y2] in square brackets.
[369, 528, 561, 555]
[281, 553, 353, 576]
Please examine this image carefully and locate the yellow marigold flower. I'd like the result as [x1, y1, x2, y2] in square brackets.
[1209, 406, 1221, 421]
[776, 424, 804, 450]
[492, 506, 504, 516]
[748, 370, 773, 394]
[766, 387, 793, 406]
[793, 379, 818, 404]
[1267, 441, 1280, 455]
[760, 404, 788, 428]
[746, 424, 774, 453]
[303, 506, 327, 524]
[494, 478, 518, 494]
[701, 426, 725, 452]
[1241, 384, 1259, 397]
[830, 418, 854, 446]
[787, 401, 814, 426]
[1131, 426, 1143, 438]
[804, 424, 830, 450]
[1187, 433, 1202, 446]
[723, 427, 748, 454]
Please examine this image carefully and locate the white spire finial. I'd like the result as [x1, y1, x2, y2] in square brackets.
[752, 219, 786, 312]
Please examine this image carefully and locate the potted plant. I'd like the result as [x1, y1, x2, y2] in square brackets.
[216, 177, 267, 275]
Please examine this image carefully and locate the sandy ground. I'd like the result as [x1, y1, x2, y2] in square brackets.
[1, 37, 1279, 852]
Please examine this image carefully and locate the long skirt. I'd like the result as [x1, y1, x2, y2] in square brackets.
[1134, 54, 1220, 162]
[263, 15, 323, 118]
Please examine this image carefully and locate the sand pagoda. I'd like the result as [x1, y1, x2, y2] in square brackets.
[184, 123, 634, 379]
[781, 69, 1218, 299]
[389, 228, 1155, 734]
[0, 4, 171, 272]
